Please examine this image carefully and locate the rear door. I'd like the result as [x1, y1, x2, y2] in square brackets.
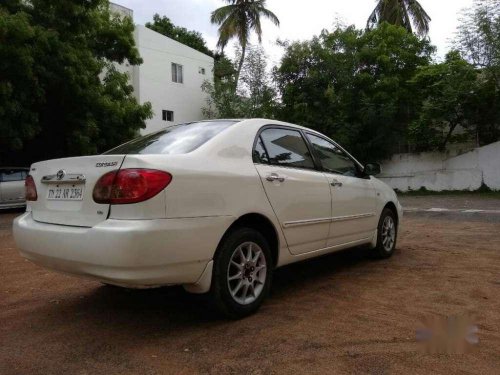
[29, 155, 125, 227]
[0, 169, 27, 205]
[305, 133, 378, 247]
[253, 127, 332, 255]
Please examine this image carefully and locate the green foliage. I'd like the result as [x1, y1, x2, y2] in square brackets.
[213, 52, 236, 81]
[201, 79, 242, 119]
[0, 0, 152, 164]
[145, 14, 213, 57]
[455, 0, 499, 73]
[408, 51, 479, 151]
[453, 0, 500, 145]
[202, 45, 277, 119]
[274, 23, 434, 162]
[237, 46, 278, 118]
[367, 0, 431, 36]
[210, 0, 279, 89]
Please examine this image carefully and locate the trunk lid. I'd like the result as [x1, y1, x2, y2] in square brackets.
[29, 155, 125, 227]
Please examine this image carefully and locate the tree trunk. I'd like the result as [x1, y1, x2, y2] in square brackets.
[440, 122, 458, 151]
[234, 44, 246, 93]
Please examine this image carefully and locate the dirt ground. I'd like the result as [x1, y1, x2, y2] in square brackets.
[1, 197, 500, 374]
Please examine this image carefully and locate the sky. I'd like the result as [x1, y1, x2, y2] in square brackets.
[114, 0, 475, 65]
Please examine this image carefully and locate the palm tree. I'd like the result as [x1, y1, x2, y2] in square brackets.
[367, 0, 431, 36]
[210, 0, 279, 89]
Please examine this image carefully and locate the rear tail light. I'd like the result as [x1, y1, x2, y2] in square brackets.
[93, 169, 172, 204]
[25, 175, 38, 201]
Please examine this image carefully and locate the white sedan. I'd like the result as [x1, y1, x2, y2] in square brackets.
[14, 119, 402, 318]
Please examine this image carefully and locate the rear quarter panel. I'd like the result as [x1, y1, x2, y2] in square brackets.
[112, 121, 289, 264]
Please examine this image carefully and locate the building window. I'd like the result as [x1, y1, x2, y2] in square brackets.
[199, 67, 206, 75]
[171, 63, 183, 83]
[162, 110, 174, 122]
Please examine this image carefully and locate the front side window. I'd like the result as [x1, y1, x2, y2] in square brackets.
[104, 121, 236, 155]
[172, 63, 183, 83]
[259, 128, 315, 170]
[307, 133, 359, 177]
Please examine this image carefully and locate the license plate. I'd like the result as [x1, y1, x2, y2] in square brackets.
[47, 185, 84, 201]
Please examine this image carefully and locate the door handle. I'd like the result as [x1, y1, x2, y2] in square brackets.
[330, 179, 343, 187]
[266, 173, 285, 182]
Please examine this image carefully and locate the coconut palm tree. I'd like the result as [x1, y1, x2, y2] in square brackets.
[367, 0, 431, 36]
[210, 0, 279, 90]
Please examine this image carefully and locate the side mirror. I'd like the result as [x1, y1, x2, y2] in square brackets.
[364, 163, 381, 176]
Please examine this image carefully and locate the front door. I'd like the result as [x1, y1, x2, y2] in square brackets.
[305, 133, 378, 247]
[253, 127, 332, 255]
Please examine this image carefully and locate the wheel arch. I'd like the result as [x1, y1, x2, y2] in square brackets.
[217, 213, 280, 268]
[383, 201, 399, 227]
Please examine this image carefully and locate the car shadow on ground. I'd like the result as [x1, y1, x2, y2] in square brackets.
[50, 245, 376, 330]
[0, 207, 25, 214]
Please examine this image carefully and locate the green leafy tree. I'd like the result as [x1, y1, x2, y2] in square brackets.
[213, 52, 237, 81]
[202, 45, 277, 119]
[0, 0, 152, 164]
[409, 51, 479, 151]
[454, 0, 500, 145]
[237, 45, 277, 118]
[274, 23, 434, 161]
[210, 0, 279, 90]
[455, 0, 499, 73]
[367, 0, 431, 36]
[202, 50, 240, 119]
[145, 14, 213, 57]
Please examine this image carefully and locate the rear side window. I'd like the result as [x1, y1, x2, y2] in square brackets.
[1, 169, 27, 182]
[253, 137, 269, 164]
[259, 128, 315, 169]
[104, 121, 237, 155]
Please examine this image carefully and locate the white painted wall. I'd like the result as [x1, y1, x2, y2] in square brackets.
[109, 3, 214, 135]
[379, 141, 500, 191]
[134, 26, 213, 134]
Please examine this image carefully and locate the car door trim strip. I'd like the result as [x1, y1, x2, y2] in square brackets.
[331, 212, 375, 222]
[283, 213, 375, 228]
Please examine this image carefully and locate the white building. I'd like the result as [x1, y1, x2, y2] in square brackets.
[111, 3, 214, 134]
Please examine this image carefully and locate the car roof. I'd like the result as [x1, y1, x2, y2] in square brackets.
[231, 118, 311, 131]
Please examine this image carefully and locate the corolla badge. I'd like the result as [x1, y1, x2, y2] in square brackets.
[56, 169, 66, 180]
[96, 162, 118, 167]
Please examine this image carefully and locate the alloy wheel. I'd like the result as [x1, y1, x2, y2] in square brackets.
[227, 241, 267, 305]
[381, 216, 396, 252]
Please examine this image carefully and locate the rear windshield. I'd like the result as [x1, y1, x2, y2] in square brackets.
[104, 121, 237, 155]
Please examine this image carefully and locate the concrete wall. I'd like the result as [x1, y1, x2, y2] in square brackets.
[379, 141, 500, 191]
[134, 26, 214, 134]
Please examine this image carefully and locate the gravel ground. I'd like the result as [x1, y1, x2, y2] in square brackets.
[1, 203, 500, 374]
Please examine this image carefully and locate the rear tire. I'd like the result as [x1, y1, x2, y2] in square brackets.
[371, 208, 398, 259]
[211, 227, 273, 319]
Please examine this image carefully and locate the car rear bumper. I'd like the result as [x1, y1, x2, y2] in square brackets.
[13, 212, 233, 288]
[0, 201, 26, 210]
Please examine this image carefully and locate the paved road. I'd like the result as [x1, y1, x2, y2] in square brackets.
[399, 194, 500, 222]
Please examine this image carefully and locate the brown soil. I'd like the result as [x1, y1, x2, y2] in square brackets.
[1, 209, 500, 374]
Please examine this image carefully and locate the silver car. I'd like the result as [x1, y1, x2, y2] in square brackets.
[0, 167, 29, 209]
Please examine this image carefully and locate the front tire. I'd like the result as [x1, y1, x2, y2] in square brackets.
[211, 227, 273, 319]
[371, 208, 398, 259]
